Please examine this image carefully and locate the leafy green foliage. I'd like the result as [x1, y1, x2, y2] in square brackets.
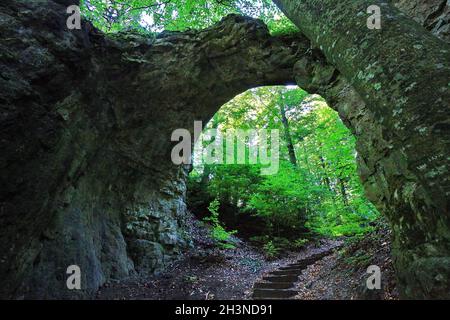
[80, 0, 297, 34]
[293, 238, 309, 249]
[189, 86, 379, 247]
[263, 240, 278, 259]
[343, 252, 372, 269]
[204, 199, 237, 249]
[292, 98, 379, 236]
[246, 161, 317, 235]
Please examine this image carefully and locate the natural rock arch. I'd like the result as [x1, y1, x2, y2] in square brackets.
[0, 0, 448, 299]
[0, 0, 308, 299]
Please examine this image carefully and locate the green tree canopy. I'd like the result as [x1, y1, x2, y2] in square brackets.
[81, 0, 297, 34]
[189, 86, 379, 239]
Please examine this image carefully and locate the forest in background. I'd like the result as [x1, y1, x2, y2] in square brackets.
[80, 0, 297, 34]
[188, 87, 379, 256]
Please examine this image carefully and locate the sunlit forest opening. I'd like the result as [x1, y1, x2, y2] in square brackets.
[187, 86, 379, 255]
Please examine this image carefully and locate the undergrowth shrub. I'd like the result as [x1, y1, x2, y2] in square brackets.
[263, 240, 279, 259]
[204, 199, 237, 249]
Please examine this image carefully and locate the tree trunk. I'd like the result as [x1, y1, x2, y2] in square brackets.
[200, 116, 220, 185]
[338, 177, 349, 207]
[274, 0, 450, 298]
[279, 104, 298, 166]
[319, 155, 332, 192]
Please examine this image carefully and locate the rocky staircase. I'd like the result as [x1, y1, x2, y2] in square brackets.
[252, 249, 336, 299]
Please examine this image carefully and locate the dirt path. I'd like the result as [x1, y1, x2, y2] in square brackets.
[96, 238, 341, 300]
[95, 217, 398, 300]
[294, 225, 399, 300]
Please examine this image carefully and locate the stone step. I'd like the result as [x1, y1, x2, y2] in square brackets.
[262, 275, 298, 283]
[251, 248, 339, 300]
[270, 269, 303, 276]
[288, 262, 306, 266]
[252, 289, 298, 299]
[296, 252, 331, 265]
[279, 265, 305, 271]
[253, 282, 294, 290]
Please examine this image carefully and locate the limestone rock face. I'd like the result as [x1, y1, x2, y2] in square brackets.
[0, 0, 192, 298]
[393, 0, 449, 42]
[0, 0, 304, 298]
[337, 2, 450, 299]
